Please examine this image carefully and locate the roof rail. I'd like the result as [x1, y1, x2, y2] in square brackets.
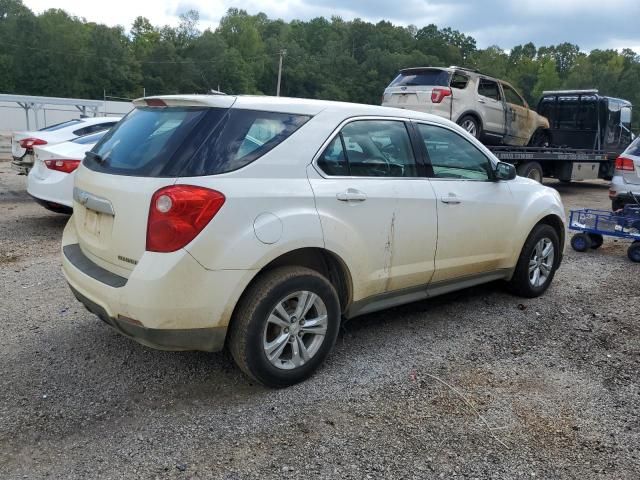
[542, 89, 599, 95]
[449, 65, 481, 74]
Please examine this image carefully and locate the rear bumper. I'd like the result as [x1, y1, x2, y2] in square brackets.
[61, 220, 257, 352]
[69, 284, 227, 351]
[27, 166, 74, 209]
[11, 153, 34, 175]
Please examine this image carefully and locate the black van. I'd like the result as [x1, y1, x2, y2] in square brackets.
[537, 90, 633, 154]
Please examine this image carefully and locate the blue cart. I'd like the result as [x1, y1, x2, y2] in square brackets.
[569, 205, 640, 262]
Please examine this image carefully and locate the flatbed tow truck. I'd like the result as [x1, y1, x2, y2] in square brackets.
[488, 90, 633, 183]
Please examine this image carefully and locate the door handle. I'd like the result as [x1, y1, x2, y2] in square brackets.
[440, 194, 461, 205]
[336, 188, 367, 202]
[478, 99, 486, 104]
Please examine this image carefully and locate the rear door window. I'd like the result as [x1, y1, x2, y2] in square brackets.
[85, 107, 310, 177]
[389, 69, 450, 87]
[317, 120, 418, 178]
[478, 79, 501, 101]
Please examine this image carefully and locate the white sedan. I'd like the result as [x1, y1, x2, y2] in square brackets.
[27, 131, 107, 213]
[11, 117, 121, 174]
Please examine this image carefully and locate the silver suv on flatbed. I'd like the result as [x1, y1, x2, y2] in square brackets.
[382, 66, 550, 147]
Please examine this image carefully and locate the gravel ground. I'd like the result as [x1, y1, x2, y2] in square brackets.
[1, 161, 639, 479]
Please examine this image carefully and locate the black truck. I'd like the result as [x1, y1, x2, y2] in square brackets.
[489, 90, 634, 182]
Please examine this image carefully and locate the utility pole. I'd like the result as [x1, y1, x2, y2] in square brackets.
[276, 49, 287, 97]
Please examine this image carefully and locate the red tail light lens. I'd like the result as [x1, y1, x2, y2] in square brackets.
[44, 159, 81, 174]
[615, 156, 635, 171]
[147, 185, 225, 253]
[431, 87, 452, 104]
[19, 137, 47, 149]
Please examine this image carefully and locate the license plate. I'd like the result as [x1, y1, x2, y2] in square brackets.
[84, 209, 100, 236]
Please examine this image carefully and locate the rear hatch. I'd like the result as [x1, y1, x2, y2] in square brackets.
[72, 96, 235, 274]
[618, 138, 640, 186]
[71, 95, 311, 275]
[383, 68, 452, 112]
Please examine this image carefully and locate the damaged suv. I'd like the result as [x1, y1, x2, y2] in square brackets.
[63, 95, 565, 387]
[382, 66, 550, 147]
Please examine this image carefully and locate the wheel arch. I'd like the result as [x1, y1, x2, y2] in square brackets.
[455, 110, 483, 132]
[535, 214, 566, 254]
[233, 247, 353, 318]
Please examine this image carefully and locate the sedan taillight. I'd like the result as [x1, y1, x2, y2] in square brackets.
[615, 156, 635, 171]
[44, 159, 81, 174]
[19, 137, 47, 150]
[146, 185, 225, 253]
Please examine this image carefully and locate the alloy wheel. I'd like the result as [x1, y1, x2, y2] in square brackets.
[529, 238, 555, 288]
[263, 291, 328, 370]
[461, 119, 477, 137]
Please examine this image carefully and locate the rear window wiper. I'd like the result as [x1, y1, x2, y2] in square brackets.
[85, 151, 106, 164]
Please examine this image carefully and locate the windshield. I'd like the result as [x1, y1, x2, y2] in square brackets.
[389, 69, 450, 87]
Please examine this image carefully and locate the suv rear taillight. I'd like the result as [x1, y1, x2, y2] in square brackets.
[19, 138, 47, 150]
[431, 87, 452, 104]
[615, 156, 635, 171]
[146, 185, 225, 253]
[44, 159, 81, 174]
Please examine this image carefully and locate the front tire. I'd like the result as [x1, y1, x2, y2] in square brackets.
[228, 266, 341, 388]
[508, 224, 560, 298]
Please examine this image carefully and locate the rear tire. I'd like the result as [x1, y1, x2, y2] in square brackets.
[508, 224, 560, 298]
[571, 233, 592, 252]
[628, 242, 640, 263]
[517, 161, 544, 183]
[588, 233, 604, 249]
[228, 266, 341, 388]
[457, 115, 481, 140]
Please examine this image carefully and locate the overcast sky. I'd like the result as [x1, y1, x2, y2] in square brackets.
[22, 0, 640, 51]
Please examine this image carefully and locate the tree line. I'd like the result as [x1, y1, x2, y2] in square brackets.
[1, 0, 639, 126]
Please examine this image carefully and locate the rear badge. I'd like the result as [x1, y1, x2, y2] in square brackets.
[118, 255, 138, 266]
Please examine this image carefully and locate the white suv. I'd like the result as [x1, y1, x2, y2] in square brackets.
[610, 136, 640, 210]
[382, 66, 550, 147]
[62, 95, 566, 387]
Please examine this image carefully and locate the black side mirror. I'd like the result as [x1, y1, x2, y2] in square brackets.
[495, 162, 516, 181]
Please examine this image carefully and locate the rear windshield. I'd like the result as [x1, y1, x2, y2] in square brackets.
[72, 130, 107, 145]
[84, 107, 310, 177]
[39, 119, 83, 132]
[389, 69, 450, 87]
[625, 137, 640, 157]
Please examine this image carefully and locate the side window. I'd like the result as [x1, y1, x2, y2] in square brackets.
[478, 79, 501, 101]
[417, 124, 493, 181]
[317, 136, 349, 176]
[502, 85, 526, 107]
[317, 120, 418, 177]
[450, 73, 469, 90]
